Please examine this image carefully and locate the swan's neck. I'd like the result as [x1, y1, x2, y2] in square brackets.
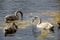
[15, 11, 18, 16]
[20, 11, 23, 20]
[39, 19, 42, 24]
[12, 23, 18, 29]
[15, 11, 23, 20]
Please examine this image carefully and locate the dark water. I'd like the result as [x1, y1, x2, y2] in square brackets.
[0, 0, 60, 40]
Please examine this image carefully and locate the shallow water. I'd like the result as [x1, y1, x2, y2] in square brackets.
[0, 0, 60, 40]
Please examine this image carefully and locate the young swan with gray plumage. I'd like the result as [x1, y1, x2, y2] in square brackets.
[5, 10, 23, 23]
[32, 16, 54, 33]
[3, 23, 18, 36]
[57, 22, 60, 29]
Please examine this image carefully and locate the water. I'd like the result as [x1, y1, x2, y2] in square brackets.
[0, 24, 59, 40]
[0, 0, 60, 40]
[0, 0, 59, 24]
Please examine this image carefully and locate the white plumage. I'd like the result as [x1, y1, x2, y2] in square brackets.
[32, 16, 54, 33]
[37, 22, 53, 30]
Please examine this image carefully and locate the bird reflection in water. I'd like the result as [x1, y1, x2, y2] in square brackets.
[32, 29, 49, 39]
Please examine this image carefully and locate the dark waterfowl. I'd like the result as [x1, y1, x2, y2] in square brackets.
[5, 10, 23, 23]
[57, 22, 60, 29]
[3, 23, 18, 36]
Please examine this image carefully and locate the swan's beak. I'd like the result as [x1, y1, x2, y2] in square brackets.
[49, 26, 54, 33]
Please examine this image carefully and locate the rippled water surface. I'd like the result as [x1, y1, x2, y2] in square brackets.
[0, 0, 60, 40]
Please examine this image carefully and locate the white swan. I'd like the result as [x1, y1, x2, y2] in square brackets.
[32, 16, 54, 33]
[3, 22, 18, 36]
[5, 10, 23, 23]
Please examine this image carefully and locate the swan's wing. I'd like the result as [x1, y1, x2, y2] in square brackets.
[5, 15, 16, 18]
[37, 23, 48, 28]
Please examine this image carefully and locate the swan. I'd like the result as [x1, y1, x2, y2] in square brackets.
[3, 22, 18, 36]
[57, 22, 60, 29]
[32, 16, 54, 33]
[5, 10, 23, 23]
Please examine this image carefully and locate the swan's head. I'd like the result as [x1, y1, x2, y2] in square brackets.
[32, 16, 39, 23]
[15, 10, 23, 20]
[33, 16, 38, 19]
